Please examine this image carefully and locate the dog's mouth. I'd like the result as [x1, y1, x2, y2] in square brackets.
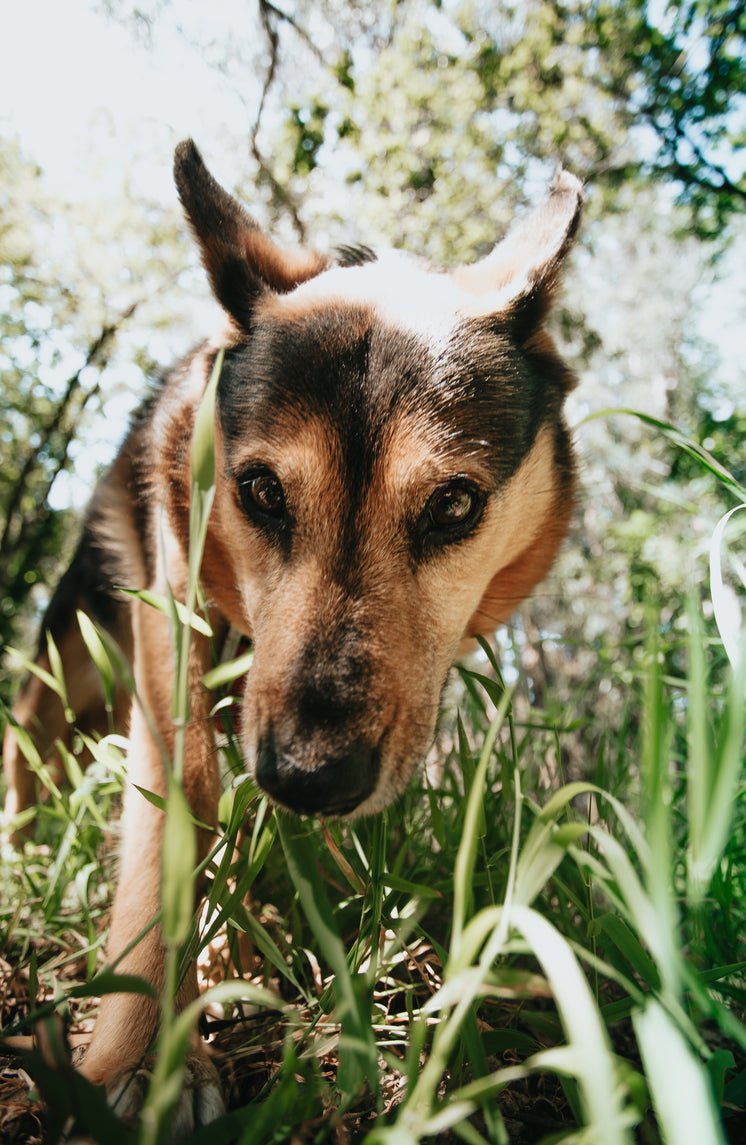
[254, 733, 382, 818]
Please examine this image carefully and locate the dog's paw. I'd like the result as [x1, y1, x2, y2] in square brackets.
[107, 1054, 225, 1142]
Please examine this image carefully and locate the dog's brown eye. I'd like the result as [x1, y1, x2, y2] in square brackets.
[428, 481, 477, 529]
[240, 471, 286, 520]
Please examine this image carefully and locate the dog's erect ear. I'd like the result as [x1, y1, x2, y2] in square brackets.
[174, 139, 330, 330]
[453, 170, 583, 335]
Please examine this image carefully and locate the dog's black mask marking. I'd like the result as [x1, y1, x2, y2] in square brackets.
[217, 308, 561, 551]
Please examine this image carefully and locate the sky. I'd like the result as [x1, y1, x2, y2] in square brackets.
[2, 0, 270, 507]
[2, 0, 263, 200]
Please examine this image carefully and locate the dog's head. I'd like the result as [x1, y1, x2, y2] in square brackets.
[174, 140, 582, 819]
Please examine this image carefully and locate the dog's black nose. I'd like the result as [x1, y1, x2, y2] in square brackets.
[255, 735, 379, 817]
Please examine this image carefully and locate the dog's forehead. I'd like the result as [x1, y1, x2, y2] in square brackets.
[218, 249, 551, 489]
[262, 249, 472, 344]
[221, 254, 478, 446]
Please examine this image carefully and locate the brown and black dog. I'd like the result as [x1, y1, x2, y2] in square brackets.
[2, 141, 582, 1132]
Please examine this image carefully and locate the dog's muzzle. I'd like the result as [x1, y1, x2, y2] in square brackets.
[255, 733, 380, 818]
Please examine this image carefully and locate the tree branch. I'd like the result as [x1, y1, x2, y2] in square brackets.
[250, 0, 309, 242]
[0, 301, 138, 575]
[261, 0, 325, 63]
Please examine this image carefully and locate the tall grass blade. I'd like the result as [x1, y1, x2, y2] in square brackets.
[452, 689, 512, 951]
[276, 814, 379, 1101]
[633, 999, 727, 1145]
[139, 349, 224, 1143]
[0, 706, 62, 802]
[582, 409, 746, 502]
[709, 503, 746, 674]
[171, 345, 223, 777]
[76, 610, 117, 715]
[510, 905, 632, 1145]
[687, 590, 746, 900]
[640, 624, 682, 1001]
[119, 588, 212, 636]
[5, 646, 67, 709]
[161, 774, 198, 946]
[44, 631, 74, 724]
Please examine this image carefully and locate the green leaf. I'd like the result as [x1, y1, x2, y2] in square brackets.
[119, 588, 212, 635]
[44, 631, 73, 723]
[202, 646, 254, 690]
[70, 970, 159, 1000]
[188, 347, 223, 594]
[5, 646, 64, 703]
[276, 814, 379, 1100]
[581, 408, 746, 502]
[593, 912, 660, 989]
[452, 693, 511, 950]
[510, 905, 631, 1144]
[76, 610, 117, 712]
[633, 1000, 727, 1145]
[161, 774, 197, 945]
[686, 590, 746, 901]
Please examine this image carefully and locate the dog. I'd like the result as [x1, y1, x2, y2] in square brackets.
[2, 140, 582, 1133]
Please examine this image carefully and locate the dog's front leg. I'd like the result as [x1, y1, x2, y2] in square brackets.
[81, 595, 224, 1131]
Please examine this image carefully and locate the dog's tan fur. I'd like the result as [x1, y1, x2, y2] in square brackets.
[2, 142, 583, 1135]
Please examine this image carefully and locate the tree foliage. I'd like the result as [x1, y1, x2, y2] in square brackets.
[0, 133, 189, 673]
[265, 0, 745, 241]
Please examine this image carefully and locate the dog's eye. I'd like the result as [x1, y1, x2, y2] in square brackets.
[239, 471, 286, 521]
[427, 480, 480, 531]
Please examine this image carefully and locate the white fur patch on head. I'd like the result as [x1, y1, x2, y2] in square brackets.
[275, 245, 558, 346]
[283, 250, 472, 343]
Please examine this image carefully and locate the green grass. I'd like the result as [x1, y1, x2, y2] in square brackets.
[1, 402, 745, 1144]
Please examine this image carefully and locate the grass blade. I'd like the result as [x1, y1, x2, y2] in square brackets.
[634, 999, 727, 1145]
[452, 689, 512, 951]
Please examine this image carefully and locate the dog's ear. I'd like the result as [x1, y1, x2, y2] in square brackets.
[453, 170, 583, 337]
[174, 139, 330, 331]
